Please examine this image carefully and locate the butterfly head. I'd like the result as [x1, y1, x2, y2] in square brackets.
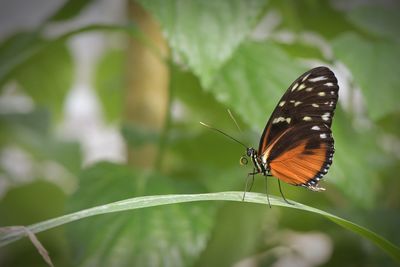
[246, 147, 257, 157]
[240, 147, 257, 166]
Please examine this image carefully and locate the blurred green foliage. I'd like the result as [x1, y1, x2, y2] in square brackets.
[332, 33, 400, 120]
[0, 0, 399, 266]
[95, 50, 125, 122]
[67, 162, 214, 267]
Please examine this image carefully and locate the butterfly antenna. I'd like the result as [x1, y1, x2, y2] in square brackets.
[200, 122, 248, 149]
[227, 109, 242, 132]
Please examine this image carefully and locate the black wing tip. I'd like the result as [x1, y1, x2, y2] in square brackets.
[309, 66, 333, 73]
[311, 65, 337, 77]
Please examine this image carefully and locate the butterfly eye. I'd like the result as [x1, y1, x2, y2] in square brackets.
[240, 156, 248, 166]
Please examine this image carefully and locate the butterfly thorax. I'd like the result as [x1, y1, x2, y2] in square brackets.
[247, 147, 269, 175]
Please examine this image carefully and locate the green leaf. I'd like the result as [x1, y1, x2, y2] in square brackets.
[0, 24, 144, 87]
[377, 112, 400, 137]
[0, 24, 145, 119]
[171, 65, 235, 127]
[0, 108, 49, 139]
[121, 123, 160, 147]
[49, 0, 96, 21]
[138, 0, 268, 87]
[0, 181, 70, 266]
[329, 110, 387, 208]
[193, 203, 268, 267]
[13, 41, 74, 119]
[332, 33, 400, 120]
[0, 181, 66, 226]
[66, 162, 214, 267]
[168, 66, 249, 192]
[346, 5, 400, 41]
[211, 40, 306, 130]
[0, 32, 42, 87]
[268, 0, 356, 39]
[279, 42, 325, 60]
[0, 109, 82, 174]
[94, 50, 125, 122]
[1, 191, 399, 263]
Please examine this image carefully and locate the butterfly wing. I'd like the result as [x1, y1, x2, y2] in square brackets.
[258, 66, 338, 189]
[267, 123, 334, 190]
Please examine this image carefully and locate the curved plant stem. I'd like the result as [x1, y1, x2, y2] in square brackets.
[0, 191, 399, 263]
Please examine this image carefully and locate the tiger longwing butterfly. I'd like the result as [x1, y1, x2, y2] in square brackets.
[202, 66, 338, 204]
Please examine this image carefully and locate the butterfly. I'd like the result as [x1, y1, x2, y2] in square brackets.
[201, 66, 338, 205]
[243, 66, 338, 203]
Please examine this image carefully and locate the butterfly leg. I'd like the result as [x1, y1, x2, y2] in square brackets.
[242, 169, 256, 201]
[278, 179, 293, 205]
[264, 176, 271, 208]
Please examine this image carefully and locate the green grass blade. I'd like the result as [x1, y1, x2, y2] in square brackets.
[1, 191, 399, 262]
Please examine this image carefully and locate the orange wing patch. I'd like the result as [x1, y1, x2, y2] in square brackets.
[269, 142, 327, 186]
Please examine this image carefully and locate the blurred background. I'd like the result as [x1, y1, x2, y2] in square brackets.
[0, 0, 399, 266]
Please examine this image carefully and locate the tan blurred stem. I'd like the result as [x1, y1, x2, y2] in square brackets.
[125, 1, 169, 169]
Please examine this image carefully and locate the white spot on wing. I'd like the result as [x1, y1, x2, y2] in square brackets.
[312, 103, 319, 107]
[321, 112, 330, 121]
[279, 101, 285, 107]
[318, 92, 326, 96]
[302, 73, 311, 82]
[309, 76, 327, 82]
[273, 117, 291, 124]
[303, 116, 312, 121]
[311, 126, 320, 130]
[291, 82, 299, 91]
[320, 133, 327, 139]
[306, 87, 313, 92]
[273, 117, 284, 124]
[294, 101, 302, 106]
[297, 84, 306, 91]
[325, 82, 334, 86]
